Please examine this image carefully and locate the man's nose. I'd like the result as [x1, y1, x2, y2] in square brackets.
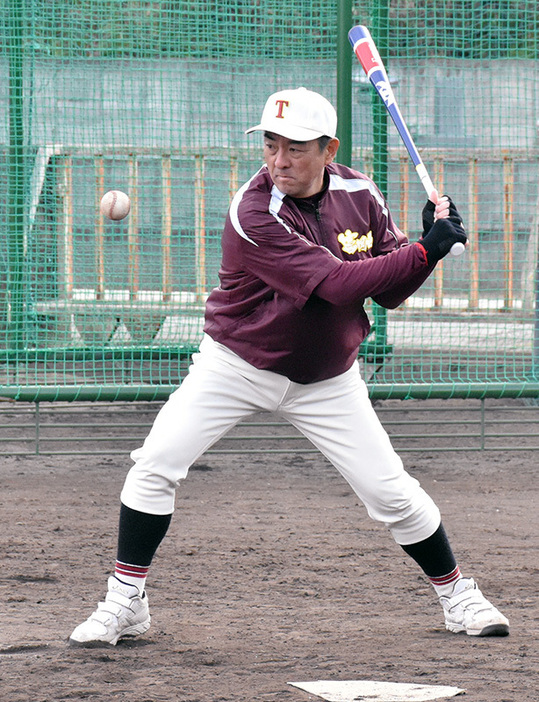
[274, 147, 290, 168]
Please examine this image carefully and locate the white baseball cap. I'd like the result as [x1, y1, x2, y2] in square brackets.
[245, 87, 337, 141]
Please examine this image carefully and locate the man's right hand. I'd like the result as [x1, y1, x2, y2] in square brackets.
[422, 194, 463, 236]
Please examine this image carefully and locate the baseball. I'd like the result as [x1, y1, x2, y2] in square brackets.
[100, 190, 131, 220]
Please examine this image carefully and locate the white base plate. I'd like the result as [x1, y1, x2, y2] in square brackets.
[288, 680, 465, 702]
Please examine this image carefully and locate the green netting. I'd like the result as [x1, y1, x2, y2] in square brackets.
[1, 0, 539, 401]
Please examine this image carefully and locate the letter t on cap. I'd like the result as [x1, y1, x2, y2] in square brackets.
[275, 99, 289, 118]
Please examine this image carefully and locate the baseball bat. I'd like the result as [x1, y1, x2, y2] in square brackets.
[348, 25, 465, 256]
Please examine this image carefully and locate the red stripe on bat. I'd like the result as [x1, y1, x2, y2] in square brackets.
[354, 39, 383, 78]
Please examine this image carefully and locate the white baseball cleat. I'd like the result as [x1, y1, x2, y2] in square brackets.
[440, 577, 509, 636]
[69, 576, 151, 646]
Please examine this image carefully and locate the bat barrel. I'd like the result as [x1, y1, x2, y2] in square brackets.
[349, 24, 424, 172]
[348, 25, 371, 50]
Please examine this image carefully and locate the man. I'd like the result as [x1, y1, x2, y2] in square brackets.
[69, 87, 509, 646]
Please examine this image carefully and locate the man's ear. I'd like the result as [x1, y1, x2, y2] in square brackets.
[325, 138, 340, 164]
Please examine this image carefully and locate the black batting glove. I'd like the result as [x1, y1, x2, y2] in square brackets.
[420, 217, 467, 265]
[421, 195, 463, 237]
[422, 198, 436, 237]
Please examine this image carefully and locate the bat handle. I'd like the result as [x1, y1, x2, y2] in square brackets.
[416, 163, 436, 202]
[450, 241, 465, 256]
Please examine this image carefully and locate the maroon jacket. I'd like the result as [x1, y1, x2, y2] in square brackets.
[204, 162, 432, 384]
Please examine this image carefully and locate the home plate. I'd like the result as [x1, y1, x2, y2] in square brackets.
[288, 680, 465, 701]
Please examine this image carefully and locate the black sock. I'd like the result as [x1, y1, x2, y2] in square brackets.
[400, 522, 457, 578]
[117, 503, 172, 567]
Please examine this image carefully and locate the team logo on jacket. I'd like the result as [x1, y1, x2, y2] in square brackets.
[337, 229, 373, 255]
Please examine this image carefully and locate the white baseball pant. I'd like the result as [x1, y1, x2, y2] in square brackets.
[121, 334, 441, 545]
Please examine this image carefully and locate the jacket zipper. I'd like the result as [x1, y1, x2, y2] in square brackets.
[314, 204, 329, 247]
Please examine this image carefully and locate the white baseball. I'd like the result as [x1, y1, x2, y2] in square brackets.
[100, 190, 131, 220]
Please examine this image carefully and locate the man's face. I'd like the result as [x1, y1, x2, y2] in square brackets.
[263, 132, 339, 198]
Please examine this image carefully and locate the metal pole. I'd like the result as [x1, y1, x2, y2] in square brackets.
[7, 0, 26, 351]
[534, 251, 539, 379]
[370, 0, 390, 355]
[370, 0, 389, 197]
[336, 0, 353, 167]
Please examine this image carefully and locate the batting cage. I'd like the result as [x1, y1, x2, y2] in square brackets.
[1, 1, 539, 446]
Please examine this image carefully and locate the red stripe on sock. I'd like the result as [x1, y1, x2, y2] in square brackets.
[115, 561, 149, 579]
[429, 566, 461, 586]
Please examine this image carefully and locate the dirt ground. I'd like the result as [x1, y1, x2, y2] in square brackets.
[1, 404, 538, 702]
